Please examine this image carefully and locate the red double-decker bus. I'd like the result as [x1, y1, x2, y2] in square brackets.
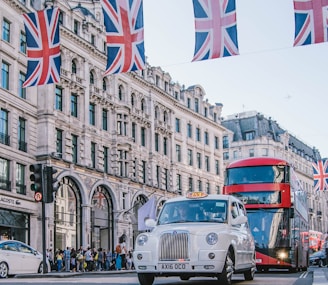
[223, 157, 309, 272]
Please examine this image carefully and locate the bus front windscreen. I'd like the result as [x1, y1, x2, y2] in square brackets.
[247, 209, 290, 250]
[224, 165, 289, 185]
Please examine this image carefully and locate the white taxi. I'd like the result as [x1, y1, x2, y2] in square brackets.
[133, 193, 256, 285]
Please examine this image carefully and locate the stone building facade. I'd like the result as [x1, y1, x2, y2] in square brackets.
[0, 0, 226, 252]
[221, 111, 328, 234]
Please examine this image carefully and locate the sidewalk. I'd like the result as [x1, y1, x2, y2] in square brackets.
[313, 267, 328, 285]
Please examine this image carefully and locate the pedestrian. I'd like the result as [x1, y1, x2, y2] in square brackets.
[76, 248, 84, 272]
[64, 247, 71, 272]
[84, 247, 93, 272]
[105, 249, 112, 271]
[56, 250, 63, 272]
[325, 236, 328, 267]
[70, 248, 77, 272]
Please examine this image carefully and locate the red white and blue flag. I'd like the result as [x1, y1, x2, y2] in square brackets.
[22, 7, 61, 87]
[293, 0, 328, 46]
[192, 0, 238, 62]
[101, 0, 145, 75]
[312, 159, 328, 191]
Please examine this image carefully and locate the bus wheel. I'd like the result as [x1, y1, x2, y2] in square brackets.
[137, 273, 154, 285]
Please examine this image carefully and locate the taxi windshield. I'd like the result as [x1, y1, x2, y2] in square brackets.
[157, 199, 228, 225]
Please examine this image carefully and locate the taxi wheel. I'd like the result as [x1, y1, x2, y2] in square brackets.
[244, 267, 255, 281]
[0, 262, 9, 278]
[218, 250, 234, 285]
[138, 273, 155, 285]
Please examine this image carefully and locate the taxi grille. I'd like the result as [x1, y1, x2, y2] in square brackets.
[159, 231, 189, 260]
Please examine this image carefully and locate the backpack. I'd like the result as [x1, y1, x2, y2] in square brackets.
[116, 244, 122, 254]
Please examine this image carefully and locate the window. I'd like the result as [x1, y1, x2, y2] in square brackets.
[155, 133, 159, 152]
[89, 103, 96, 126]
[214, 136, 219, 149]
[196, 127, 201, 142]
[16, 163, 26, 195]
[72, 60, 77, 74]
[142, 160, 146, 183]
[18, 72, 26, 99]
[55, 86, 62, 111]
[102, 109, 108, 131]
[73, 20, 79, 34]
[141, 127, 146, 147]
[0, 158, 10, 191]
[118, 85, 123, 101]
[20, 31, 26, 54]
[223, 152, 229, 160]
[0, 109, 9, 146]
[1, 61, 10, 90]
[198, 180, 202, 192]
[223, 135, 229, 148]
[195, 98, 199, 113]
[249, 148, 255, 157]
[132, 122, 136, 141]
[233, 150, 238, 159]
[103, 146, 109, 173]
[204, 107, 208, 117]
[163, 111, 168, 122]
[164, 168, 169, 190]
[141, 100, 146, 113]
[102, 78, 107, 91]
[177, 174, 182, 194]
[197, 152, 201, 169]
[72, 134, 78, 163]
[205, 156, 210, 171]
[215, 160, 220, 175]
[163, 137, 167, 155]
[188, 149, 193, 166]
[176, 144, 181, 162]
[91, 142, 96, 168]
[70, 93, 78, 117]
[89, 71, 94, 85]
[187, 98, 191, 108]
[262, 148, 268, 156]
[131, 93, 135, 106]
[245, 131, 255, 141]
[18, 117, 27, 152]
[117, 114, 128, 135]
[175, 118, 180, 133]
[206, 182, 210, 194]
[91, 34, 95, 45]
[187, 123, 192, 138]
[156, 165, 160, 187]
[2, 19, 10, 42]
[204, 131, 209, 145]
[56, 129, 63, 157]
[188, 177, 193, 192]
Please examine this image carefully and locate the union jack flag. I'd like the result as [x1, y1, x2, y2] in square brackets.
[101, 0, 145, 75]
[293, 0, 328, 46]
[22, 7, 61, 87]
[192, 0, 239, 62]
[312, 159, 328, 191]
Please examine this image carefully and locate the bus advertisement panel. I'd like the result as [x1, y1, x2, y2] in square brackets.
[223, 157, 309, 272]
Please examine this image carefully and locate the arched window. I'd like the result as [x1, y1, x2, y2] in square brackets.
[72, 60, 77, 74]
[102, 78, 107, 91]
[154, 106, 159, 120]
[90, 70, 95, 85]
[118, 85, 124, 101]
[131, 93, 135, 106]
[141, 99, 146, 113]
[163, 111, 168, 122]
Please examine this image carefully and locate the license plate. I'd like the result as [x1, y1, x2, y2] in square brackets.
[160, 263, 188, 270]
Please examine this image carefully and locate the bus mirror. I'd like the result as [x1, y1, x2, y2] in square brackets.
[289, 208, 294, 218]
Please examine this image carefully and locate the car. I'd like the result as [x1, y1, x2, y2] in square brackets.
[309, 249, 327, 267]
[133, 192, 256, 285]
[0, 240, 49, 278]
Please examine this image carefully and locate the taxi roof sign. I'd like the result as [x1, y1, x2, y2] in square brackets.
[186, 192, 208, 199]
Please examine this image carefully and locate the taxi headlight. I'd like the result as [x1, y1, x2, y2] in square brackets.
[137, 234, 148, 246]
[206, 232, 218, 245]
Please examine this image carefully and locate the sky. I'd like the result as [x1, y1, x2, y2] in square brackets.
[142, 0, 328, 159]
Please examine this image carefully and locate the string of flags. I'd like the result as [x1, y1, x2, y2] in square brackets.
[22, 0, 328, 87]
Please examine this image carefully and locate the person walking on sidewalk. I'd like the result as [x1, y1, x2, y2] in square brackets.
[64, 247, 71, 272]
[325, 236, 328, 267]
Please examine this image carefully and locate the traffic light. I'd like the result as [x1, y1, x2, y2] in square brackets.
[30, 164, 43, 202]
[44, 166, 58, 203]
